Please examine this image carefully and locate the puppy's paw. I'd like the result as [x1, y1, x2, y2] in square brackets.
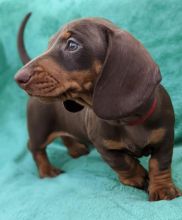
[119, 166, 149, 191]
[68, 144, 89, 158]
[149, 185, 182, 201]
[39, 165, 63, 178]
[135, 172, 149, 192]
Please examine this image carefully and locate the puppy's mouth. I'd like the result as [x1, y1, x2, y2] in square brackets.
[16, 71, 87, 113]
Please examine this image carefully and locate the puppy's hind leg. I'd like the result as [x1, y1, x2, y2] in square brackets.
[96, 146, 149, 191]
[61, 136, 89, 158]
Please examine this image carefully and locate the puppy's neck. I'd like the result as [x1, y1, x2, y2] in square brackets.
[126, 95, 157, 126]
[103, 92, 157, 126]
[83, 89, 157, 127]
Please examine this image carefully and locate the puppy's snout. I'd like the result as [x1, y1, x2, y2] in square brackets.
[15, 68, 31, 85]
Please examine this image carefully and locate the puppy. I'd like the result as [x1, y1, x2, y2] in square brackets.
[15, 13, 181, 201]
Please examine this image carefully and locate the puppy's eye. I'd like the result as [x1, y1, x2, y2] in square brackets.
[66, 39, 79, 51]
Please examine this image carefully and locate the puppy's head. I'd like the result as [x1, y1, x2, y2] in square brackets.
[15, 15, 161, 119]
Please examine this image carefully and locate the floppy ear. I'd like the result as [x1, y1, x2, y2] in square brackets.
[93, 29, 161, 120]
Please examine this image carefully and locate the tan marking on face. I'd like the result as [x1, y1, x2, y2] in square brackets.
[48, 31, 70, 50]
[103, 139, 127, 150]
[83, 82, 93, 90]
[93, 60, 102, 75]
[148, 128, 166, 145]
[33, 66, 44, 72]
[24, 56, 103, 106]
[60, 31, 71, 40]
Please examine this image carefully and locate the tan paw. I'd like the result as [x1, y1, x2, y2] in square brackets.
[119, 167, 149, 191]
[39, 165, 63, 178]
[149, 185, 182, 201]
[68, 145, 89, 158]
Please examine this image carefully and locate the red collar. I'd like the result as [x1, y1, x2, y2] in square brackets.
[127, 98, 157, 126]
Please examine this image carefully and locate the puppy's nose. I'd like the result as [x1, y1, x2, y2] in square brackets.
[15, 68, 31, 84]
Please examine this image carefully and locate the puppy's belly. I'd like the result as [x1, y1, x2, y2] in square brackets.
[103, 138, 151, 157]
[124, 145, 152, 158]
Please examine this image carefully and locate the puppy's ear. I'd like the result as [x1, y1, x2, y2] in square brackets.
[93, 29, 161, 120]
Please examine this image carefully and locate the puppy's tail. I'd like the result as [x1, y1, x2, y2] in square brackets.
[17, 13, 32, 65]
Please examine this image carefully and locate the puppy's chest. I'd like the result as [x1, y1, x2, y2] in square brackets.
[103, 126, 150, 156]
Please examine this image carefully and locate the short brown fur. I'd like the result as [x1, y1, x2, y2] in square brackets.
[148, 128, 166, 145]
[15, 14, 181, 201]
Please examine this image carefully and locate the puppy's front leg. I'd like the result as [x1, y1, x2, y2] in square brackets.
[148, 129, 181, 201]
[27, 99, 63, 178]
[29, 146, 62, 178]
[96, 146, 149, 191]
[62, 136, 89, 158]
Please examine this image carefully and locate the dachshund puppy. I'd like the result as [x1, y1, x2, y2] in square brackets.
[15, 13, 181, 201]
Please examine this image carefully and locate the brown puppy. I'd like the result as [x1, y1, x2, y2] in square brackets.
[15, 13, 181, 201]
